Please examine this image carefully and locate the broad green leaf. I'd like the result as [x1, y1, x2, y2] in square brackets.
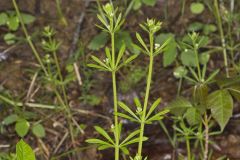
[4, 33, 16, 45]
[115, 31, 133, 51]
[142, 0, 157, 6]
[15, 119, 30, 137]
[193, 83, 209, 105]
[94, 126, 114, 144]
[180, 49, 197, 67]
[199, 53, 210, 65]
[167, 97, 192, 116]
[32, 124, 45, 138]
[20, 13, 36, 24]
[16, 139, 35, 160]
[203, 24, 217, 35]
[228, 85, 240, 102]
[2, 114, 18, 125]
[185, 108, 201, 126]
[88, 32, 109, 50]
[7, 16, 19, 31]
[173, 66, 188, 79]
[155, 33, 177, 67]
[0, 13, 8, 25]
[190, 2, 205, 15]
[207, 90, 233, 131]
[133, 0, 142, 10]
[187, 22, 204, 32]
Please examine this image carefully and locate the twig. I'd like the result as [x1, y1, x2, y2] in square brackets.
[73, 62, 82, 86]
[53, 131, 69, 154]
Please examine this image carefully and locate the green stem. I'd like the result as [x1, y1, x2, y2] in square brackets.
[186, 136, 191, 160]
[214, 0, 229, 77]
[111, 33, 119, 160]
[203, 113, 209, 160]
[193, 45, 202, 81]
[137, 32, 154, 155]
[12, 0, 48, 75]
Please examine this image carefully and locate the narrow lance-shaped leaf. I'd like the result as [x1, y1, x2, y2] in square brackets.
[116, 44, 126, 67]
[94, 126, 114, 144]
[116, 112, 140, 122]
[146, 98, 161, 119]
[136, 32, 149, 52]
[118, 101, 140, 121]
[86, 138, 114, 147]
[145, 109, 169, 123]
[91, 55, 110, 70]
[120, 129, 140, 146]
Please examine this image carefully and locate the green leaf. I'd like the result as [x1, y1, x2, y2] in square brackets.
[90, 55, 109, 69]
[16, 139, 35, 160]
[7, 16, 19, 31]
[32, 123, 45, 138]
[120, 147, 129, 155]
[124, 54, 138, 65]
[227, 85, 240, 102]
[120, 129, 140, 146]
[0, 12, 8, 26]
[15, 119, 30, 137]
[146, 98, 161, 119]
[133, 0, 142, 10]
[167, 97, 192, 116]
[146, 109, 169, 123]
[116, 44, 126, 67]
[190, 2, 205, 15]
[173, 66, 188, 79]
[136, 32, 149, 52]
[185, 108, 201, 126]
[121, 137, 148, 147]
[142, 0, 157, 6]
[180, 49, 197, 67]
[115, 31, 133, 51]
[2, 114, 18, 125]
[4, 33, 16, 45]
[203, 24, 217, 35]
[187, 22, 204, 32]
[207, 90, 233, 131]
[86, 138, 114, 147]
[133, 97, 142, 108]
[20, 13, 36, 24]
[88, 32, 109, 50]
[94, 126, 114, 144]
[98, 145, 112, 150]
[118, 101, 139, 121]
[155, 33, 177, 67]
[116, 113, 139, 122]
[199, 53, 210, 65]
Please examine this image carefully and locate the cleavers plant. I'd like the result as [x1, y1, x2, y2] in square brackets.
[86, 3, 170, 160]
